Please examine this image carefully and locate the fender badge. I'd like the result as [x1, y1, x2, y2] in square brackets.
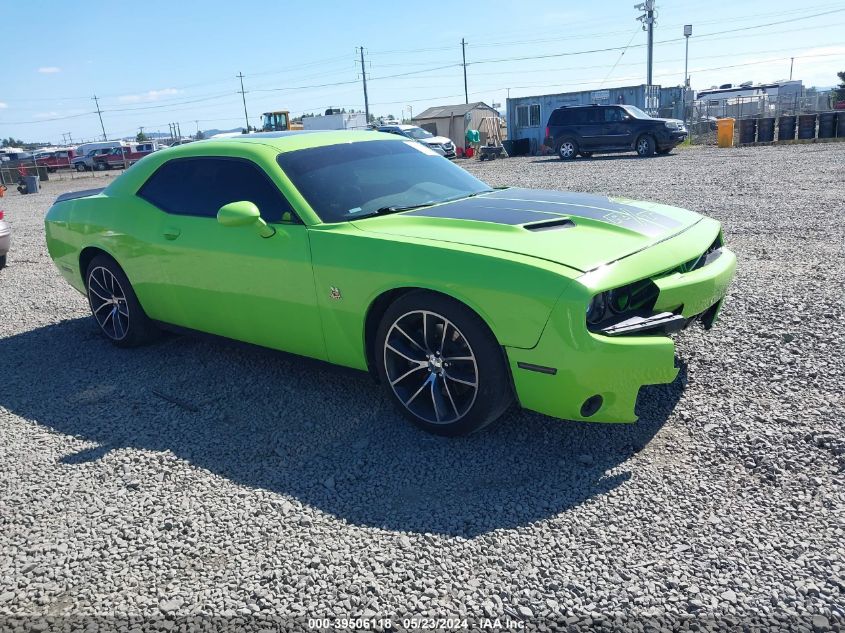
[329, 287, 342, 300]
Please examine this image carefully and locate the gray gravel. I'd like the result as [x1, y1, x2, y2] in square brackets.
[0, 144, 843, 631]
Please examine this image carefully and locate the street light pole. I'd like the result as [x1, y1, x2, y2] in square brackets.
[683, 24, 692, 127]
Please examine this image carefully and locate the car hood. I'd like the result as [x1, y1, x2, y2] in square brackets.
[351, 188, 702, 272]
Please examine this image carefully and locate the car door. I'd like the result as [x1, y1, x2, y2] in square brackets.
[135, 155, 326, 360]
[576, 108, 603, 149]
[601, 106, 634, 148]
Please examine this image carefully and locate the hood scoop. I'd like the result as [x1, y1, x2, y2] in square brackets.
[524, 218, 575, 232]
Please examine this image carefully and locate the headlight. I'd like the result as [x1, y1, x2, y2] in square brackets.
[608, 287, 632, 313]
[586, 293, 607, 325]
[586, 278, 660, 330]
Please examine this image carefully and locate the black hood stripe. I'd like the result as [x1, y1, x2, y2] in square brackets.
[406, 201, 555, 225]
[405, 188, 681, 237]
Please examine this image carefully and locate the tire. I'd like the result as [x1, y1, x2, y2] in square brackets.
[94, 162, 107, 171]
[85, 255, 159, 348]
[557, 139, 578, 160]
[635, 135, 655, 157]
[0, 254, 6, 269]
[75, 163, 87, 172]
[375, 291, 513, 436]
[580, 151, 594, 158]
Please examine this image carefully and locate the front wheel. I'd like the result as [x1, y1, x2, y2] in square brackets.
[557, 139, 578, 160]
[75, 163, 87, 172]
[94, 162, 107, 171]
[375, 291, 513, 436]
[85, 255, 159, 348]
[635, 135, 655, 157]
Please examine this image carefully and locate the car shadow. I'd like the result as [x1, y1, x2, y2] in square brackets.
[1, 318, 686, 537]
[531, 153, 674, 164]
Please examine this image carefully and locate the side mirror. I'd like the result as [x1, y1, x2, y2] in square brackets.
[217, 200, 275, 238]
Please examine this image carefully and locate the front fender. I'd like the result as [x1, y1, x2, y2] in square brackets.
[307, 225, 575, 371]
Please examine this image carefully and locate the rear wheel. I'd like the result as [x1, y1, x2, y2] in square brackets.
[557, 139, 578, 160]
[0, 255, 6, 269]
[375, 291, 513, 436]
[636, 135, 655, 157]
[85, 255, 159, 348]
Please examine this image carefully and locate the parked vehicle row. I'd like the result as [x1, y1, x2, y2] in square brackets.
[92, 143, 158, 171]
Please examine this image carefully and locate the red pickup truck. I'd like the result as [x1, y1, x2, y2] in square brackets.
[36, 149, 78, 172]
[93, 143, 158, 170]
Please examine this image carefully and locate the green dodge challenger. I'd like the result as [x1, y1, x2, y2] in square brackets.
[45, 131, 736, 435]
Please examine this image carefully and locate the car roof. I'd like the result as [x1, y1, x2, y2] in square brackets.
[179, 129, 398, 152]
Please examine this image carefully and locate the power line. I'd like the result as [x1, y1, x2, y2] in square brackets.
[468, 8, 845, 66]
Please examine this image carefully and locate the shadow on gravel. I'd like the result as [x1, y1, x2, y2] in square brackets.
[531, 154, 674, 164]
[1, 318, 685, 537]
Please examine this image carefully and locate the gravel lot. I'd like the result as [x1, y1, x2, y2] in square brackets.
[0, 144, 843, 631]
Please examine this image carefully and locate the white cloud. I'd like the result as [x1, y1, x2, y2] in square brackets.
[37, 66, 61, 74]
[0, 102, 7, 109]
[118, 88, 181, 103]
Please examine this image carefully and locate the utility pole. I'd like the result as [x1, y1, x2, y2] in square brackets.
[237, 72, 250, 132]
[195, 120, 199, 136]
[176, 122, 182, 141]
[636, 1, 656, 85]
[461, 38, 469, 104]
[92, 94, 107, 141]
[789, 57, 794, 80]
[683, 24, 692, 127]
[358, 47, 370, 124]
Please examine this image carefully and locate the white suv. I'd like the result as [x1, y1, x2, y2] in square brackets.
[377, 124, 457, 159]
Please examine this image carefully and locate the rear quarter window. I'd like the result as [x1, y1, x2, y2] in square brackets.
[137, 156, 297, 223]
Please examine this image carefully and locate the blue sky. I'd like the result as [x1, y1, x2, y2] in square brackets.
[2, 0, 843, 143]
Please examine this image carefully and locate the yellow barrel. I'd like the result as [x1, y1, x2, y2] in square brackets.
[716, 118, 735, 148]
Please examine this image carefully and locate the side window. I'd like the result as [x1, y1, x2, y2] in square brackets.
[138, 157, 296, 223]
[604, 107, 624, 122]
[581, 108, 601, 124]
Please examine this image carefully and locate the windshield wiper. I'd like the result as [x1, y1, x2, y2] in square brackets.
[370, 202, 436, 216]
[358, 191, 494, 219]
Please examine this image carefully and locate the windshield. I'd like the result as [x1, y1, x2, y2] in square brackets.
[403, 127, 433, 140]
[277, 139, 492, 223]
[622, 105, 652, 119]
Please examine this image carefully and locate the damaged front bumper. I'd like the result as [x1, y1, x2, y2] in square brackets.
[506, 218, 736, 424]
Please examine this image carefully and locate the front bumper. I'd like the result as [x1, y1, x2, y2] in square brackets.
[507, 223, 736, 423]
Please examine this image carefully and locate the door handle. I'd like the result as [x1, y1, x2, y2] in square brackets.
[163, 227, 181, 240]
